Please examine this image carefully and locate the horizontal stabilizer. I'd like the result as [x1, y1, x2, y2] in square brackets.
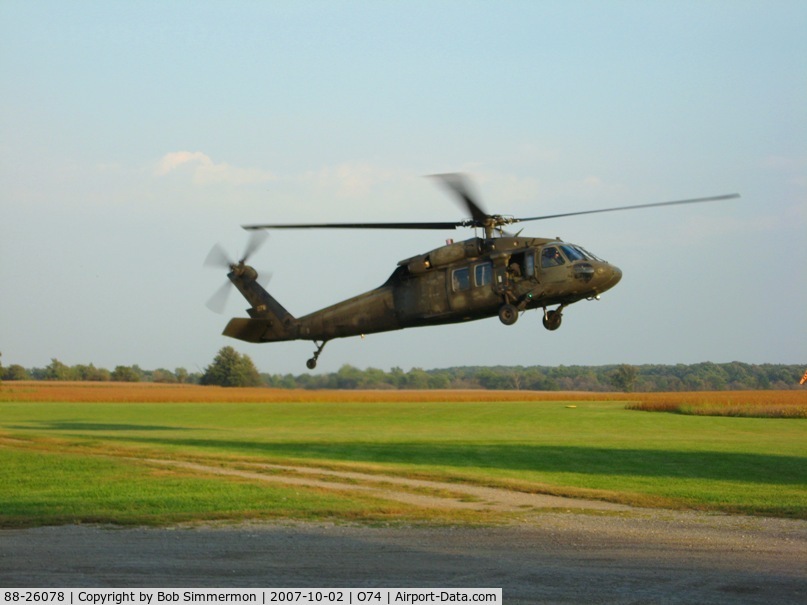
[223, 317, 292, 343]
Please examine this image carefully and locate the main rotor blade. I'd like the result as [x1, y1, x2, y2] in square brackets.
[243, 221, 464, 231]
[430, 173, 490, 223]
[513, 194, 741, 224]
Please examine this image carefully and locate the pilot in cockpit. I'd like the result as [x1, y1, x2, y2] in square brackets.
[542, 247, 564, 267]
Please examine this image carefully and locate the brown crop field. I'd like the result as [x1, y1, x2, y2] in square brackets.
[1, 381, 805, 417]
[625, 390, 807, 418]
[0, 381, 623, 403]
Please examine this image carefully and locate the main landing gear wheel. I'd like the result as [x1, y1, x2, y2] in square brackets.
[543, 309, 562, 331]
[498, 304, 518, 326]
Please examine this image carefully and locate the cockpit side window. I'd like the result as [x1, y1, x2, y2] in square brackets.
[541, 246, 565, 268]
[452, 267, 471, 291]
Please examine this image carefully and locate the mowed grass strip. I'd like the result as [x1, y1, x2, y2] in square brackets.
[1, 386, 805, 523]
[0, 443, 495, 528]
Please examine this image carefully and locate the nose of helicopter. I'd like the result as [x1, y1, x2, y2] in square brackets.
[596, 262, 622, 294]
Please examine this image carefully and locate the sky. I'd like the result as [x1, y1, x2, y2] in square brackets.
[1, 0, 805, 375]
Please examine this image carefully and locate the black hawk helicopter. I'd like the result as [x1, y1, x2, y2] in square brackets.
[206, 174, 739, 369]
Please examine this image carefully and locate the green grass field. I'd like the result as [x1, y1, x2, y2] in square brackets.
[1, 396, 805, 526]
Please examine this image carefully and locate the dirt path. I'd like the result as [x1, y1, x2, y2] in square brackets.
[142, 457, 633, 514]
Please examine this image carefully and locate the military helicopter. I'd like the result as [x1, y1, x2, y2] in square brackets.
[205, 174, 739, 369]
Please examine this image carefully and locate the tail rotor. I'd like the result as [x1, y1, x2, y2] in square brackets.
[204, 231, 270, 313]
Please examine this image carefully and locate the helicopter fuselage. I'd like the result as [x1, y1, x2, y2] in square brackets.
[222, 236, 622, 363]
[209, 174, 736, 368]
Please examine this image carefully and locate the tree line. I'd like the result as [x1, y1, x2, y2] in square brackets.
[1, 349, 804, 391]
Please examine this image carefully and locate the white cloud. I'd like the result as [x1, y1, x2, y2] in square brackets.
[155, 151, 275, 186]
[305, 162, 399, 198]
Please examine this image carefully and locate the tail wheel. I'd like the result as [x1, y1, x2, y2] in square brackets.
[306, 340, 328, 370]
[498, 304, 518, 326]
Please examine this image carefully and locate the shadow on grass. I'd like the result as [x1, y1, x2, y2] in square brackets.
[110, 437, 805, 485]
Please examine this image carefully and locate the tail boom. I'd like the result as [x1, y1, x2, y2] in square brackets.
[223, 277, 401, 344]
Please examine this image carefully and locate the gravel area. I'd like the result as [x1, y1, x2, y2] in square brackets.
[2, 513, 805, 604]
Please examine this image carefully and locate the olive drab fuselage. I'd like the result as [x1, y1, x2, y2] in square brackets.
[209, 175, 736, 368]
[221, 235, 622, 367]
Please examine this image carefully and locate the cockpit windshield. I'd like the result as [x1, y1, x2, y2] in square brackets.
[560, 244, 604, 262]
[542, 243, 605, 267]
[577, 246, 604, 262]
[559, 245, 586, 262]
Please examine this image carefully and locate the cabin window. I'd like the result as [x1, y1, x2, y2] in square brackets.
[524, 252, 535, 277]
[452, 267, 471, 291]
[541, 246, 565, 268]
[474, 262, 492, 287]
